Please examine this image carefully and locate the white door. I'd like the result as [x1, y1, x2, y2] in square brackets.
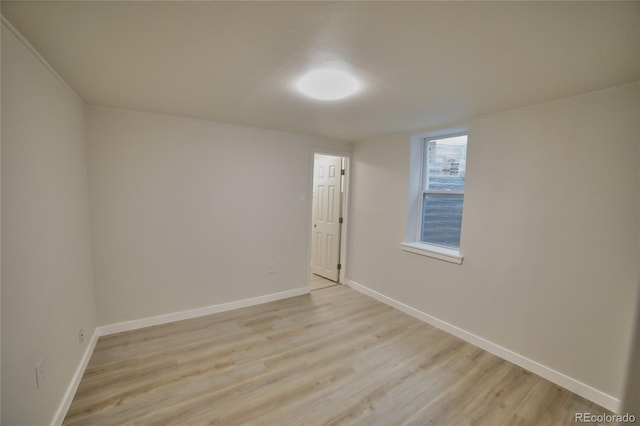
[312, 154, 343, 282]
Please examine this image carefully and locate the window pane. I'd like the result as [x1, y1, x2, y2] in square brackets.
[421, 193, 464, 249]
[424, 136, 467, 192]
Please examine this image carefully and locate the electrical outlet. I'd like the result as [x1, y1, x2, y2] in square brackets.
[35, 359, 45, 390]
[79, 328, 85, 343]
[268, 262, 276, 274]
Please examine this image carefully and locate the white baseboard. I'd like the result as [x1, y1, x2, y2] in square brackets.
[97, 287, 309, 336]
[345, 279, 621, 413]
[51, 328, 99, 426]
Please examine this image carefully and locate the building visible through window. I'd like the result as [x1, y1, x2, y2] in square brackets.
[421, 134, 467, 249]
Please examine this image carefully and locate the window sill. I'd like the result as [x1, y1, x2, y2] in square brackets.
[400, 242, 464, 265]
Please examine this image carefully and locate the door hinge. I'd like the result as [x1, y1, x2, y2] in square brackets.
[337, 263, 342, 270]
[339, 217, 343, 224]
[341, 169, 345, 176]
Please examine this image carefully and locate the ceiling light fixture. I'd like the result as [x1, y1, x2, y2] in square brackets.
[295, 69, 361, 101]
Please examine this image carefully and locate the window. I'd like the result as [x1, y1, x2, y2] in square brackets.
[421, 134, 467, 249]
[401, 131, 467, 264]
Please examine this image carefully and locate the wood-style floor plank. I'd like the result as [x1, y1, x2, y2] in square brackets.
[310, 274, 338, 291]
[63, 286, 610, 425]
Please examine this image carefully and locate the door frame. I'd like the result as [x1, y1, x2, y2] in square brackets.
[307, 149, 351, 288]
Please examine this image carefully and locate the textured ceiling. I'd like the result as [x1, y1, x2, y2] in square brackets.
[2, 1, 638, 141]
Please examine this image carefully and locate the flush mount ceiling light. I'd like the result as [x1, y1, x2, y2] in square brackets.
[295, 69, 362, 101]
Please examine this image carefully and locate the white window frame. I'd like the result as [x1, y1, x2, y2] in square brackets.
[401, 129, 467, 265]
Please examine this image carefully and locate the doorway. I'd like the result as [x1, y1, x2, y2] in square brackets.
[310, 153, 348, 288]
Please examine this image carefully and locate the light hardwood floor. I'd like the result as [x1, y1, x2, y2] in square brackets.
[64, 286, 610, 425]
[310, 274, 338, 291]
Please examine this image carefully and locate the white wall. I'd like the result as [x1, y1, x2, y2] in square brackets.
[86, 106, 350, 325]
[347, 83, 639, 403]
[1, 22, 98, 426]
[622, 101, 640, 415]
[623, 281, 640, 417]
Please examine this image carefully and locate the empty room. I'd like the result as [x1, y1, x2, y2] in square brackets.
[1, 1, 639, 425]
